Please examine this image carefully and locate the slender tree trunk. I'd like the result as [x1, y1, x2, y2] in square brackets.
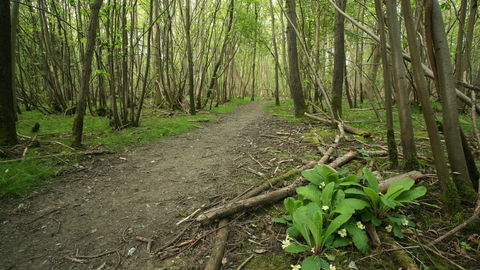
[453, 0, 467, 109]
[385, 0, 419, 171]
[374, 0, 398, 169]
[332, 0, 346, 119]
[268, 0, 280, 106]
[0, 0, 17, 146]
[401, 0, 460, 212]
[184, 0, 195, 115]
[205, 0, 234, 106]
[70, 0, 103, 147]
[426, 0, 476, 201]
[285, 0, 306, 118]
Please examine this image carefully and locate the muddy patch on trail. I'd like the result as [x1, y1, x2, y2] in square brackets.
[1, 101, 319, 270]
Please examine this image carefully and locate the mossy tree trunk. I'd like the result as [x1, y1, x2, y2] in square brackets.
[374, 0, 397, 169]
[70, 0, 103, 148]
[401, 0, 460, 213]
[385, 0, 419, 172]
[0, 0, 17, 146]
[426, 0, 476, 201]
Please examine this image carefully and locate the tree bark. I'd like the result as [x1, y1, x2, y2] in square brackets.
[426, 0, 476, 201]
[374, 0, 398, 169]
[332, 0, 346, 119]
[401, 0, 460, 212]
[0, 0, 17, 146]
[184, 0, 195, 115]
[285, 0, 306, 118]
[70, 0, 103, 147]
[385, 0, 419, 171]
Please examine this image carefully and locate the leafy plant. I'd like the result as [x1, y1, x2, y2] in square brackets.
[274, 165, 427, 269]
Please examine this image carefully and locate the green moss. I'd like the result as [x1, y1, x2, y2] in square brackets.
[244, 251, 291, 269]
[402, 152, 419, 172]
[331, 94, 342, 121]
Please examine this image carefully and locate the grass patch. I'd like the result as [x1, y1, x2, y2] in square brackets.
[0, 160, 60, 198]
[2, 98, 251, 199]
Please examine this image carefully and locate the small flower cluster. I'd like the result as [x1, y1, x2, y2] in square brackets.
[282, 235, 292, 249]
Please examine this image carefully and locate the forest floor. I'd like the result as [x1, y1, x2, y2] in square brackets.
[0, 100, 317, 270]
[1, 100, 478, 270]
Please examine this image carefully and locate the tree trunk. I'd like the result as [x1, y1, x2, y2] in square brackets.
[401, 0, 460, 213]
[374, 0, 397, 169]
[425, 0, 476, 201]
[70, 0, 103, 147]
[332, 0, 346, 119]
[385, 0, 419, 171]
[268, 0, 280, 106]
[426, 0, 476, 201]
[0, 0, 17, 146]
[285, 0, 306, 118]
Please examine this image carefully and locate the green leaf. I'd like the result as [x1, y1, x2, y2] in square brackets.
[384, 185, 404, 200]
[363, 187, 380, 204]
[371, 216, 382, 226]
[343, 187, 366, 196]
[363, 168, 379, 192]
[296, 185, 322, 203]
[325, 213, 352, 239]
[331, 236, 351, 248]
[302, 170, 323, 186]
[395, 186, 427, 203]
[339, 174, 357, 183]
[272, 217, 287, 224]
[285, 243, 308, 253]
[380, 196, 396, 209]
[286, 226, 300, 238]
[389, 178, 415, 192]
[284, 197, 299, 215]
[302, 256, 327, 270]
[322, 182, 335, 207]
[344, 224, 369, 254]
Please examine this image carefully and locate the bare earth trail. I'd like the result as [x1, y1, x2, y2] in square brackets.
[1, 100, 291, 270]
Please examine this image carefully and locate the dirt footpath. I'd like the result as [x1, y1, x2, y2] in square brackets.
[1, 101, 304, 270]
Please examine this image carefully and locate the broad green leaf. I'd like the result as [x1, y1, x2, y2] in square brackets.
[283, 215, 292, 221]
[371, 216, 382, 226]
[285, 243, 308, 253]
[322, 182, 336, 207]
[384, 185, 404, 200]
[363, 187, 380, 204]
[343, 187, 366, 196]
[333, 198, 370, 214]
[325, 213, 352, 238]
[380, 196, 396, 209]
[395, 186, 427, 203]
[344, 224, 369, 254]
[390, 178, 415, 190]
[331, 236, 351, 248]
[332, 189, 345, 208]
[339, 174, 357, 183]
[325, 173, 339, 184]
[284, 197, 299, 215]
[363, 168, 379, 192]
[315, 164, 336, 176]
[302, 170, 323, 186]
[286, 226, 300, 238]
[296, 185, 322, 203]
[301, 256, 326, 270]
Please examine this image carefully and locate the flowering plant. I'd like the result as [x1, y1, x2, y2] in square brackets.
[274, 165, 426, 269]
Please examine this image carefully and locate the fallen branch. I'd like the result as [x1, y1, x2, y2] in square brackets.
[204, 218, 230, 270]
[304, 113, 372, 137]
[74, 250, 116, 259]
[327, 150, 358, 168]
[197, 178, 307, 222]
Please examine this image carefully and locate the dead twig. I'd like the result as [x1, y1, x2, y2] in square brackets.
[75, 250, 117, 259]
[188, 213, 245, 250]
[64, 256, 87, 264]
[236, 254, 255, 270]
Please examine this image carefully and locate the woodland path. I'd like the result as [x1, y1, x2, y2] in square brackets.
[0, 100, 286, 270]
